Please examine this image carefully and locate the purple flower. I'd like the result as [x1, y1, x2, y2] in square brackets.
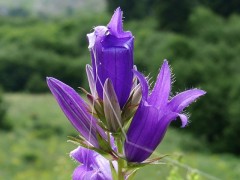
[87, 7, 134, 108]
[70, 147, 117, 180]
[124, 60, 206, 162]
[47, 77, 107, 148]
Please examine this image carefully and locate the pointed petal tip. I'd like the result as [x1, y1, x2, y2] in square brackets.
[200, 89, 207, 95]
[86, 64, 91, 70]
[115, 7, 122, 13]
[105, 78, 110, 83]
[148, 59, 171, 107]
[107, 7, 132, 38]
[70, 147, 82, 163]
[132, 69, 149, 101]
[108, 7, 122, 28]
[163, 59, 168, 64]
[162, 59, 171, 70]
[178, 114, 188, 128]
[46, 77, 61, 86]
[104, 78, 111, 87]
[46, 77, 55, 84]
[114, 7, 122, 17]
[192, 88, 207, 96]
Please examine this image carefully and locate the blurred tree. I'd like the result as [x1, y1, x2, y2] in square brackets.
[199, 0, 240, 17]
[106, 0, 197, 33]
[154, 0, 196, 32]
[8, 7, 29, 17]
[106, 0, 155, 20]
[25, 74, 48, 93]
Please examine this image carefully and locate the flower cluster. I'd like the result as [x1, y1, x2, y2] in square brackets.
[47, 7, 205, 180]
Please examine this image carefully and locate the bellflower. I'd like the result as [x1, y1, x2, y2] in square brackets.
[47, 77, 107, 148]
[124, 60, 206, 162]
[70, 147, 117, 180]
[87, 7, 134, 108]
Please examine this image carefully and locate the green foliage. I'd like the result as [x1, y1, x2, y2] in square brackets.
[126, 7, 240, 154]
[167, 167, 183, 180]
[0, 88, 9, 130]
[106, 0, 155, 20]
[0, 14, 109, 92]
[2, 94, 240, 179]
[154, 0, 196, 32]
[199, 0, 240, 17]
[0, 6, 240, 154]
[25, 74, 48, 93]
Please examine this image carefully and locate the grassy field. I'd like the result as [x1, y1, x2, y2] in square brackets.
[1, 93, 240, 179]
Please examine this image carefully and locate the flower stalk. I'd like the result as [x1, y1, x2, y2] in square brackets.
[117, 137, 124, 180]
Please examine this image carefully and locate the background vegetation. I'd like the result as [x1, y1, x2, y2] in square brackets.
[2, 94, 240, 179]
[0, 0, 239, 179]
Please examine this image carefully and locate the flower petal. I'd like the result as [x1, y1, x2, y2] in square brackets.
[103, 79, 122, 132]
[132, 70, 149, 101]
[125, 103, 179, 162]
[70, 147, 113, 180]
[98, 37, 134, 108]
[87, 26, 108, 50]
[70, 147, 94, 167]
[47, 77, 100, 147]
[168, 89, 206, 113]
[72, 166, 90, 180]
[72, 165, 101, 180]
[148, 60, 171, 108]
[125, 103, 159, 162]
[87, 32, 96, 49]
[107, 7, 132, 38]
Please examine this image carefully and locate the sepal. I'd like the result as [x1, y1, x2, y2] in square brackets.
[127, 154, 168, 169]
[103, 79, 122, 132]
[125, 168, 138, 180]
[68, 135, 118, 161]
[110, 161, 118, 180]
[121, 84, 141, 124]
[86, 94, 107, 126]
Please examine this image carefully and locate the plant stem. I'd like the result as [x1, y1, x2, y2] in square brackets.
[117, 137, 124, 180]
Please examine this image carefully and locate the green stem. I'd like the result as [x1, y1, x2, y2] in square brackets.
[117, 137, 124, 180]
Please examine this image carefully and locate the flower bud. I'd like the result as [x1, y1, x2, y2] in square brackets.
[87, 7, 134, 108]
